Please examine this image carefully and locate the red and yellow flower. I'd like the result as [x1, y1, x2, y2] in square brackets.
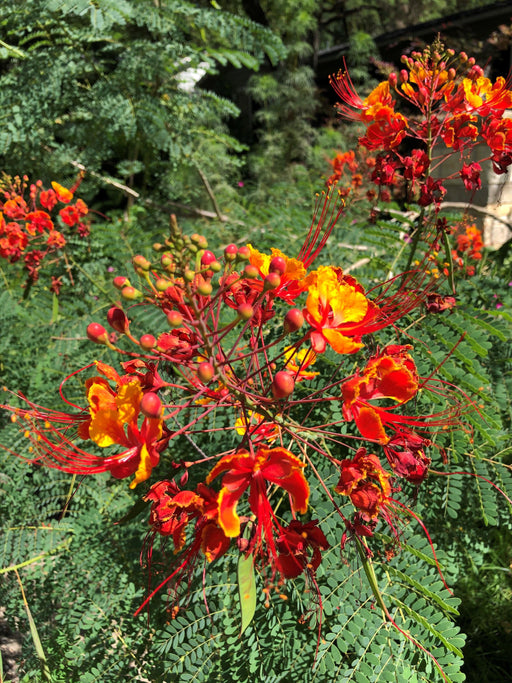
[206, 445, 309, 539]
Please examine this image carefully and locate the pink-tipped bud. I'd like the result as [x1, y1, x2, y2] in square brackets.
[271, 371, 295, 400]
[140, 334, 156, 350]
[196, 280, 213, 296]
[284, 308, 304, 333]
[243, 264, 259, 279]
[237, 303, 254, 321]
[197, 361, 214, 384]
[132, 254, 151, 272]
[113, 275, 130, 290]
[448, 67, 456, 81]
[224, 244, 238, 261]
[167, 310, 183, 327]
[86, 322, 108, 344]
[121, 285, 143, 300]
[107, 307, 130, 333]
[468, 57, 476, 67]
[263, 272, 281, 291]
[388, 72, 397, 87]
[200, 250, 216, 266]
[400, 69, 408, 83]
[237, 246, 251, 261]
[140, 392, 163, 419]
[269, 256, 286, 275]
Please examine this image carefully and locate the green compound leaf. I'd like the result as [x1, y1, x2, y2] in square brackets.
[238, 552, 256, 636]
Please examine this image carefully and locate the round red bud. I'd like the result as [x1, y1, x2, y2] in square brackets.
[271, 371, 295, 400]
[121, 286, 143, 300]
[237, 303, 254, 321]
[243, 264, 259, 279]
[167, 310, 183, 327]
[86, 322, 108, 344]
[107, 306, 130, 333]
[197, 361, 214, 384]
[263, 272, 281, 291]
[237, 246, 251, 261]
[224, 244, 238, 261]
[200, 250, 216, 266]
[284, 308, 304, 333]
[269, 255, 287, 275]
[113, 276, 130, 290]
[140, 334, 156, 350]
[140, 392, 163, 419]
[388, 72, 397, 87]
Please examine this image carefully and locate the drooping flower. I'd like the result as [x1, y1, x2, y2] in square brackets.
[341, 345, 419, 444]
[334, 448, 392, 521]
[276, 520, 329, 578]
[206, 446, 309, 539]
[145, 480, 230, 562]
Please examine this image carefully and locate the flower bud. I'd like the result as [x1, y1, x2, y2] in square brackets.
[263, 272, 281, 291]
[184, 269, 195, 282]
[209, 260, 222, 273]
[140, 334, 157, 350]
[132, 254, 151, 272]
[271, 371, 295, 400]
[400, 69, 408, 84]
[140, 392, 163, 419]
[243, 264, 259, 279]
[284, 308, 304, 333]
[167, 310, 183, 327]
[200, 250, 216, 266]
[86, 322, 108, 344]
[196, 280, 213, 296]
[224, 244, 238, 261]
[121, 286, 143, 300]
[107, 307, 130, 333]
[197, 361, 214, 384]
[237, 246, 251, 261]
[269, 256, 286, 275]
[237, 303, 254, 321]
[388, 72, 397, 87]
[113, 275, 130, 290]
[155, 277, 171, 292]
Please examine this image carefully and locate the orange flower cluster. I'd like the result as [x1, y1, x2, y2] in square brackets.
[330, 43, 512, 206]
[3, 46, 483, 631]
[0, 174, 91, 287]
[2, 186, 465, 612]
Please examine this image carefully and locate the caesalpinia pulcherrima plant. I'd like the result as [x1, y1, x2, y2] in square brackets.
[0, 173, 91, 293]
[2, 42, 511, 680]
